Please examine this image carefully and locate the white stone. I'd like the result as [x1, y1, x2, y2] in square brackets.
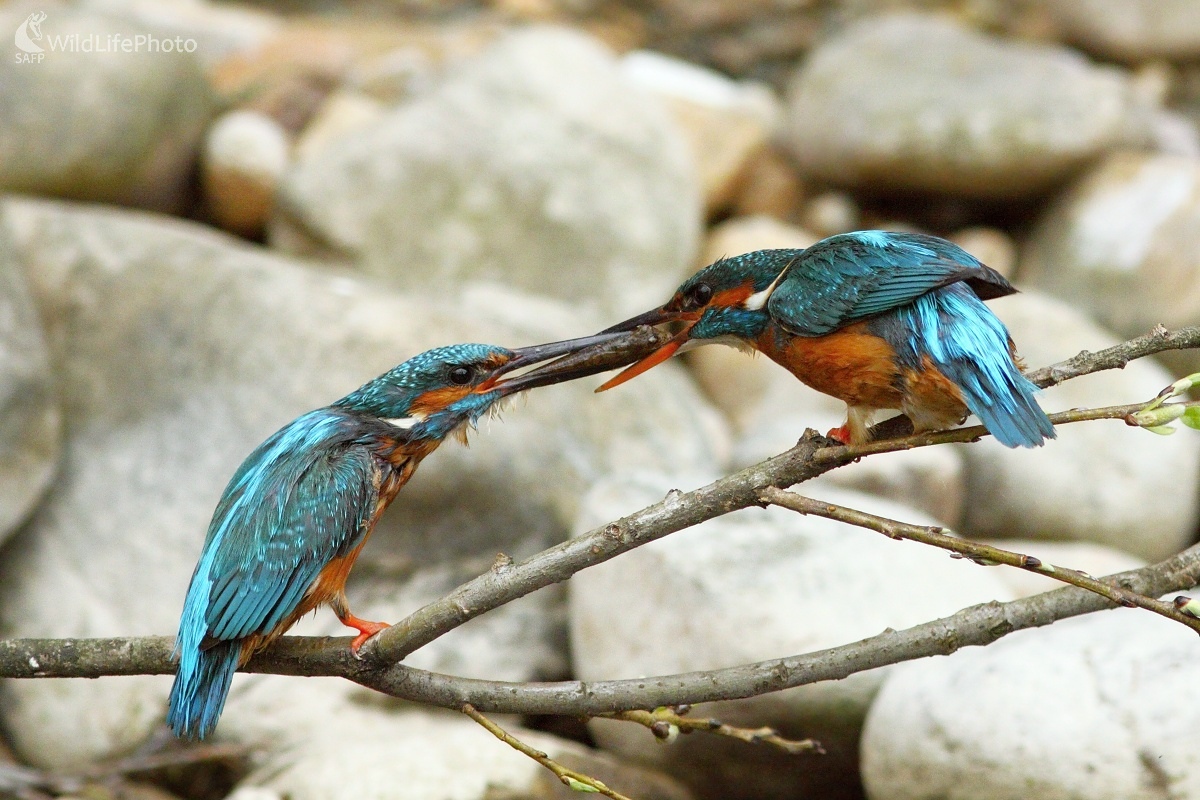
[960, 291, 1200, 561]
[862, 604, 1200, 800]
[571, 473, 1013, 800]
[620, 49, 779, 129]
[1045, 0, 1200, 61]
[784, 13, 1136, 198]
[0, 226, 59, 543]
[203, 110, 291, 236]
[274, 26, 702, 318]
[1021, 151, 1200, 373]
[205, 110, 290, 186]
[0, 6, 214, 213]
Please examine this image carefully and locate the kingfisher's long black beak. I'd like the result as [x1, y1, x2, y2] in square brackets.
[491, 327, 672, 396]
[599, 306, 679, 334]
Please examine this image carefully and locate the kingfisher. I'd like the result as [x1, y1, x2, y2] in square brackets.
[168, 334, 619, 739]
[595, 231, 1055, 448]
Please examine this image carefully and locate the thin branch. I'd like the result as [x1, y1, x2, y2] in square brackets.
[461, 704, 635, 800]
[868, 324, 1200, 440]
[599, 708, 823, 755]
[3, 541, 1200, 717]
[760, 487, 1200, 633]
[361, 398, 1165, 665]
[1024, 324, 1200, 389]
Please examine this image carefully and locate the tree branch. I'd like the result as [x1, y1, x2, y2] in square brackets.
[760, 487, 1200, 633]
[3, 540, 1200, 716]
[461, 703, 636, 800]
[1023, 324, 1200, 389]
[359, 398, 1169, 665]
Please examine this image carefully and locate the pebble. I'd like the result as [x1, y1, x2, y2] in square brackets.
[202, 110, 291, 238]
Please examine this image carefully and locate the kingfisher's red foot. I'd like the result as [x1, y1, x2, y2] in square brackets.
[343, 615, 391, 654]
[826, 424, 852, 444]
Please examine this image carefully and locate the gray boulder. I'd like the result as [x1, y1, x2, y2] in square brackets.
[0, 5, 214, 212]
[783, 14, 1136, 199]
[273, 25, 702, 318]
[570, 473, 1013, 800]
[1046, 0, 1200, 61]
[1022, 151, 1200, 374]
[862, 604, 1200, 800]
[0, 228, 60, 544]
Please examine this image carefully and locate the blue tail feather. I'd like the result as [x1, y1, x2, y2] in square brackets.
[910, 285, 1055, 449]
[169, 555, 240, 739]
[167, 639, 241, 739]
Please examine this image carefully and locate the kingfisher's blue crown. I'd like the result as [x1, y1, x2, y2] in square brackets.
[334, 343, 514, 421]
[682, 249, 804, 295]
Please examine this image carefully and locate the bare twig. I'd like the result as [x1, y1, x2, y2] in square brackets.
[3, 540, 1200, 717]
[600, 708, 823, 755]
[461, 704, 635, 800]
[760, 487, 1200, 633]
[1024, 324, 1200, 388]
[869, 324, 1200, 440]
[361, 398, 1169, 666]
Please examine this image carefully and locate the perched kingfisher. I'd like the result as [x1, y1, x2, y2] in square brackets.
[596, 231, 1055, 448]
[168, 335, 618, 739]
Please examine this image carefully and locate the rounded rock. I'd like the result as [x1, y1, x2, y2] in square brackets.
[0, 6, 215, 212]
[0, 229, 60, 544]
[203, 110, 291, 237]
[783, 13, 1136, 199]
[862, 605, 1200, 800]
[273, 25, 702, 318]
[1046, 0, 1200, 62]
[1021, 150, 1200, 373]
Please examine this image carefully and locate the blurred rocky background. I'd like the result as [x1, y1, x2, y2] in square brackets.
[0, 0, 1198, 799]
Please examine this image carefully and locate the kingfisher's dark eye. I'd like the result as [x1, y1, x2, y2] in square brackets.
[448, 365, 474, 385]
[687, 283, 713, 307]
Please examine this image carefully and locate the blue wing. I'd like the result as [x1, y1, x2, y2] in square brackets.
[169, 409, 381, 738]
[767, 231, 1015, 337]
[177, 410, 380, 650]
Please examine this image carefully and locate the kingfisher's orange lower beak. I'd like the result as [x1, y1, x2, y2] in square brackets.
[594, 321, 696, 392]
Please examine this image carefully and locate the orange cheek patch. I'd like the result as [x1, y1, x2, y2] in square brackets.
[710, 282, 756, 309]
[409, 385, 473, 417]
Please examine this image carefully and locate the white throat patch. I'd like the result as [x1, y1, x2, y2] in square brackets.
[743, 268, 787, 311]
[381, 413, 425, 430]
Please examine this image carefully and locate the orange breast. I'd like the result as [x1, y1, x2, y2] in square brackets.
[756, 321, 904, 410]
